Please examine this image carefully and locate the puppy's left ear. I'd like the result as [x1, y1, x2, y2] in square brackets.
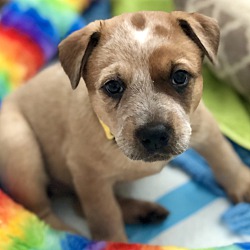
[58, 21, 101, 89]
[173, 11, 220, 64]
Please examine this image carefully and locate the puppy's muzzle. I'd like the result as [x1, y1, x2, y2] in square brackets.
[135, 123, 171, 153]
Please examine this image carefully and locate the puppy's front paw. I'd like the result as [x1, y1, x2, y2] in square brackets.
[226, 166, 250, 204]
[118, 197, 169, 224]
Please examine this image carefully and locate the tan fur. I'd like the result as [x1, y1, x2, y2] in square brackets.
[0, 11, 250, 242]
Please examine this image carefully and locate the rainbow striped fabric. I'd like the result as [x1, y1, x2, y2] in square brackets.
[0, 190, 250, 250]
[0, 0, 88, 105]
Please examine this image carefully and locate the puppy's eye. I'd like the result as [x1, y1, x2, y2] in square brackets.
[171, 70, 189, 87]
[103, 79, 125, 98]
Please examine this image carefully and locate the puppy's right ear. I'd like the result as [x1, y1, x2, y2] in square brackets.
[172, 11, 220, 64]
[58, 21, 101, 89]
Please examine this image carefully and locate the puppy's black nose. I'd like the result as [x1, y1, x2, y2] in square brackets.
[136, 124, 170, 152]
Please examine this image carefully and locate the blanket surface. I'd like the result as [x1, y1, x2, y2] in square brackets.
[1, 190, 250, 250]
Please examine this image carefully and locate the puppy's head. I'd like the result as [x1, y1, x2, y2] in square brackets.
[59, 11, 219, 162]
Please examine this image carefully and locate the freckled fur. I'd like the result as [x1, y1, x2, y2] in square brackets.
[130, 13, 146, 30]
[154, 25, 169, 37]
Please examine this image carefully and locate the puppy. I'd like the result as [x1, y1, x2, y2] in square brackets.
[1, 11, 250, 242]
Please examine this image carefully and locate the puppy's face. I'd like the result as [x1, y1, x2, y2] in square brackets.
[59, 11, 219, 162]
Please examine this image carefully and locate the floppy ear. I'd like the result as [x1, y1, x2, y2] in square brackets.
[58, 21, 101, 89]
[173, 11, 220, 64]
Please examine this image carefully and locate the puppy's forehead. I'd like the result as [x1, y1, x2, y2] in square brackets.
[129, 12, 170, 43]
[104, 12, 172, 50]
[100, 11, 199, 65]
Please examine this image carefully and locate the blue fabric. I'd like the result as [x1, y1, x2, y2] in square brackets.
[171, 149, 225, 197]
[171, 139, 250, 235]
[236, 242, 250, 250]
[222, 203, 250, 235]
[126, 181, 218, 243]
[61, 233, 91, 250]
[83, 0, 111, 23]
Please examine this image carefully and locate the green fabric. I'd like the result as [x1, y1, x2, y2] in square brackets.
[203, 67, 250, 150]
[0, 71, 11, 100]
[111, 0, 250, 150]
[111, 0, 174, 16]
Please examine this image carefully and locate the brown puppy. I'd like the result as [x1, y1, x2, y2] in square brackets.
[0, 11, 250, 242]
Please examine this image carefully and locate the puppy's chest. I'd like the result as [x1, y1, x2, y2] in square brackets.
[109, 152, 165, 182]
[88, 136, 166, 181]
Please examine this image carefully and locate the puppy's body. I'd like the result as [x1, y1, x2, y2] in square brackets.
[1, 64, 163, 184]
[1, 11, 250, 242]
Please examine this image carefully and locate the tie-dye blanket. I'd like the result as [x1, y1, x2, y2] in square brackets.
[0, 0, 88, 104]
[1, 190, 250, 250]
[0, 0, 113, 105]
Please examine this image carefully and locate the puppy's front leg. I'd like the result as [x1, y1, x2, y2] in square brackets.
[72, 171, 127, 242]
[191, 102, 250, 203]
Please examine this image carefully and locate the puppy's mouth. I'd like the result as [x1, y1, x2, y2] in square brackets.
[122, 146, 186, 162]
[141, 153, 173, 162]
